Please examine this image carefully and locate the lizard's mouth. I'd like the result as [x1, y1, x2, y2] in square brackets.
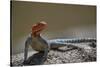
[32, 21, 47, 36]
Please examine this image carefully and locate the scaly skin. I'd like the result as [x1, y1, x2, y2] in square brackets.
[24, 21, 49, 64]
[24, 21, 96, 64]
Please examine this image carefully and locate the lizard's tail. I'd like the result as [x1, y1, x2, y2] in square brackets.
[63, 38, 96, 43]
[49, 38, 96, 43]
[48, 38, 96, 49]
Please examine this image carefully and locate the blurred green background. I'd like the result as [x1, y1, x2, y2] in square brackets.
[11, 1, 96, 54]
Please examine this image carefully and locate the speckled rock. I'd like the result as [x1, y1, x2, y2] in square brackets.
[11, 42, 96, 66]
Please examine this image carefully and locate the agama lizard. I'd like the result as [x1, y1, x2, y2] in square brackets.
[24, 21, 96, 64]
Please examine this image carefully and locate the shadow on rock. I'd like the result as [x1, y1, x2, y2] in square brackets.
[23, 52, 46, 65]
[51, 47, 78, 52]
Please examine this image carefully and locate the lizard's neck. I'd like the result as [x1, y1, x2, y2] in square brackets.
[31, 31, 41, 37]
[31, 32, 41, 38]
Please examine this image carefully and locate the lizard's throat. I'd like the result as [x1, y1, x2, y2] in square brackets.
[32, 31, 41, 37]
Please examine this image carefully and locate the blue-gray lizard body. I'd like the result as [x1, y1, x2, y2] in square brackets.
[24, 21, 96, 64]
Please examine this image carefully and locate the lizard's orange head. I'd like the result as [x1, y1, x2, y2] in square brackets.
[32, 21, 47, 36]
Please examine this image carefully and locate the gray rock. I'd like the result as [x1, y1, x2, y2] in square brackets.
[11, 42, 96, 66]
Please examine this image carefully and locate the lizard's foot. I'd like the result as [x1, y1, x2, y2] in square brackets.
[88, 42, 96, 48]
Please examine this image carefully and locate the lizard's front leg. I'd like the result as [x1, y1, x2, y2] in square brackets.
[36, 47, 49, 64]
[43, 48, 49, 61]
[24, 40, 29, 63]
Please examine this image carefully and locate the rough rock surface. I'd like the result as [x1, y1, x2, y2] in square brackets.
[11, 42, 96, 66]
